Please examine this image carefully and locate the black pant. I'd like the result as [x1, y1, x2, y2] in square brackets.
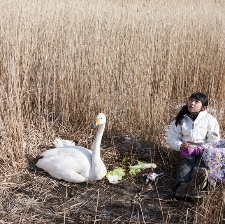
[176, 155, 206, 187]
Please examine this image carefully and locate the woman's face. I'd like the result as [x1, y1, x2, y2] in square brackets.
[188, 98, 203, 114]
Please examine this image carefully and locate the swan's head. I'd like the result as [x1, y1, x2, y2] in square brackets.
[91, 113, 106, 129]
[95, 113, 106, 125]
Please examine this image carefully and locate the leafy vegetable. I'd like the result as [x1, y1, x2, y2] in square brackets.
[129, 161, 157, 176]
[106, 167, 126, 184]
[106, 160, 157, 183]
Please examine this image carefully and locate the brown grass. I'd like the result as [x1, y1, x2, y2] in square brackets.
[0, 0, 225, 223]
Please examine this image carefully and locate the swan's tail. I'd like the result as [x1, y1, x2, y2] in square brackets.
[53, 138, 76, 147]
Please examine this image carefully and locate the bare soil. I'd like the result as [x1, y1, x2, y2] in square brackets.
[0, 138, 206, 223]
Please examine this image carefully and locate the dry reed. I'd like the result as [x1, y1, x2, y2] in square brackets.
[0, 0, 225, 222]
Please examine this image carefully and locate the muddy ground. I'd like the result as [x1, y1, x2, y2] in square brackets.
[0, 137, 217, 223]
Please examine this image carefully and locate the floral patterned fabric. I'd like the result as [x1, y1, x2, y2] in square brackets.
[203, 140, 225, 183]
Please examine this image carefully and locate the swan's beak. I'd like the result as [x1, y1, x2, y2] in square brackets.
[91, 118, 101, 129]
[95, 118, 101, 126]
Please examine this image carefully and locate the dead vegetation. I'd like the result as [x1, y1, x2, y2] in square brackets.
[0, 0, 225, 223]
[1, 135, 224, 223]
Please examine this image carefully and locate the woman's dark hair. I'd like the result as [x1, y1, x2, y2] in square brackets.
[175, 92, 208, 126]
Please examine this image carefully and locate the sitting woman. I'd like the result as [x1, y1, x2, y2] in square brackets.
[167, 92, 220, 199]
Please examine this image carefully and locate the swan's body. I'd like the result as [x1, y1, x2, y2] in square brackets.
[36, 113, 107, 183]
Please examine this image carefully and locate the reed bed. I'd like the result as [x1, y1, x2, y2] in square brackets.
[0, 0, 225, 222]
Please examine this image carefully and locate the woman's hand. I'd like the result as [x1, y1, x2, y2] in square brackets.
[180, 142, 190, 150]
[181, 144, 204, 157]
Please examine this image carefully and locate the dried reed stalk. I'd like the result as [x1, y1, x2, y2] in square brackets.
[0, 3, 224, 223]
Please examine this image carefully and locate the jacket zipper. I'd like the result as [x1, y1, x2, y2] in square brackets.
[191, 122, 194, 140]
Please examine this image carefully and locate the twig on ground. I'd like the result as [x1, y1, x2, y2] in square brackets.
[93, 189, 100, 224]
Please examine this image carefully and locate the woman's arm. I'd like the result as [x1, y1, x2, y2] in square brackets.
[167, 120, 183, 151]
[206, 116, 220, 144]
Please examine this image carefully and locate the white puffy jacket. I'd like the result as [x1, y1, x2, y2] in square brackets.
[167, 110, 220, 151]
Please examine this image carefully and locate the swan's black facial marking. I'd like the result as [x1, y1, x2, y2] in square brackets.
[91, 123, 97, 129]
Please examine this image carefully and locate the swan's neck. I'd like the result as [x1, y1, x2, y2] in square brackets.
[92, 123, 105, 159]
[90, 123, 107, 180]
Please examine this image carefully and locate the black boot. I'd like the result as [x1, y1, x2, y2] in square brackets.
[175, 181, 188, 199]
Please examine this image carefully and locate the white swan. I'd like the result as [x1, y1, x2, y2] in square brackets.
[36, 113, 107, 183]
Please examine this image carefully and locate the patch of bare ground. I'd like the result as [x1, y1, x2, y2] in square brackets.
[1, 138, 215, 224]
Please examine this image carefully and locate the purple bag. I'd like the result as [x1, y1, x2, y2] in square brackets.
[181, 145, 204, 156]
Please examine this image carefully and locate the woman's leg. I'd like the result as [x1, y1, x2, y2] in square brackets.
[175, 155, 196, 198]
[186, 155, 208, 197]
[176, 155, 196, 187]
[191, 155, 206, 177]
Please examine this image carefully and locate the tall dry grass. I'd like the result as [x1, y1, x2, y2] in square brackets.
[1, 0, 225, 164]
[0, 0, 225, 222]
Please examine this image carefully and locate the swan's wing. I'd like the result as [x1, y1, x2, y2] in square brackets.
[37, 155, 91, 182]
[40, 145, 92, 157]
[40, 147, 61, 157]
[53, 138, 76, 147]
[37, 146, 93, 183]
